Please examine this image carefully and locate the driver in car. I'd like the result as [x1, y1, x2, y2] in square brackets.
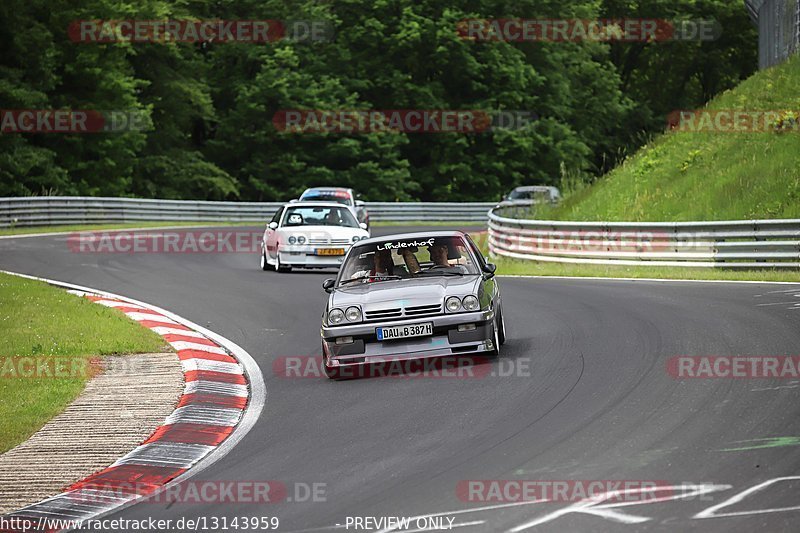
[429, 243, 451, 268]
[428, 243, 469, 273]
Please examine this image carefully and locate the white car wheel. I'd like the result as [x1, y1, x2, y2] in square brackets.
[275, 252, 292, 273]
[261, 249, 270, 271]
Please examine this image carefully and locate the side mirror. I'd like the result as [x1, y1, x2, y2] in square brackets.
[289, 199, 299, 203]
[322, 278, 336, 293]
[359, 222, 368, 230]
[482, 263, 497, 278]
[355, 199, 366, 207]
[268, 221, 278, 230]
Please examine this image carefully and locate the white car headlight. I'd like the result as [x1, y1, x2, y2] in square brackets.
[345, 306, 362, 322]
[328, 308, 345, 324]
[297, 236, 306, 244]
[288, 236, 297, 244]
[445, 296, 462, 313]
[352, 235, 360, 243]
[462, 295, 479, 311]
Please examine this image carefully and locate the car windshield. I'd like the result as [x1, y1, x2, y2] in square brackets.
[338, 236, 479, 285]
[282, 206, 359, 228]
[300, 191, 352, 206]
[508, 190, 532, 200]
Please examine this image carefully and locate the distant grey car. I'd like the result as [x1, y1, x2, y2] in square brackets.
[319, 231, 505, 378]
[497, 185, 561, 208]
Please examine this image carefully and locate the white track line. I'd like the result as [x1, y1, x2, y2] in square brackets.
[498, 274, 800, 285]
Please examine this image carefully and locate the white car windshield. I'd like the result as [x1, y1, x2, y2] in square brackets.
[283, 206, 359, 228]
[339, 236, 479, 284]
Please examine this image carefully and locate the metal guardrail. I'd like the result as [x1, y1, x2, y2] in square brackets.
[0, 197, 495, 227]
[488, 207, 800, 268]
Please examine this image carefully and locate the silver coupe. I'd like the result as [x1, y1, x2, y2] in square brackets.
[320, 231, 505, 378]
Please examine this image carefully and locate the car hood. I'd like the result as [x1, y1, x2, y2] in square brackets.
[331, 275, 482, 309]
[279, 225, 368, 238]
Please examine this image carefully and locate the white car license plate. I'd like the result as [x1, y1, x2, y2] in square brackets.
[376, 322, 433, 341]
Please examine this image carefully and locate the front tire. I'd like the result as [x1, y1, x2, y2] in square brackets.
[322, 351, 338, 380]
[260, 249, 270, 271]
[275, 253, 292, 273]
[488, 309, 503, 357]
[497, 306, 506, 346]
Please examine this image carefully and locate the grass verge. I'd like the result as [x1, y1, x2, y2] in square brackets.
[493, 257, 800, 283]
[0, 220, 485, 236]
[0, 221, 258, 237]
[370, 220, 484, 227]
[0, 273, 168, 453]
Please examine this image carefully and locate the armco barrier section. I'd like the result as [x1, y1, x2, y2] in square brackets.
[0, 197, 495, 227]
[488, 207, 800, 268]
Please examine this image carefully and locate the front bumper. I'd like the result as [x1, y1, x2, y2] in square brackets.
[320, 309, 496, 367]
[278, 245, 348, 268]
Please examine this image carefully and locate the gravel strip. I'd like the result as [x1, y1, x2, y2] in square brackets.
[0, 353, 183, 514]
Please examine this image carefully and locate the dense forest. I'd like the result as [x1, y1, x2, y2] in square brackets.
[0, 0, 756, 201]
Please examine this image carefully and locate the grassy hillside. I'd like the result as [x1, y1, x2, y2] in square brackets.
[549, 55, 800, 222]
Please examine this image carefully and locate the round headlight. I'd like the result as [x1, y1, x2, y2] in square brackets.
[446, 296, 462, 313]
[288, 236, 297, 244]
[297, 236, 306, 244]
[345, 306, 361, 322]
[328, 308, 345, 324]
[352, 235, 360, 243]
[462, 295, 479, 311]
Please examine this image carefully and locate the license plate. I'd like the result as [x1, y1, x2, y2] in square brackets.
[316, 248, 345, 256]
[376, 322, 433, 341]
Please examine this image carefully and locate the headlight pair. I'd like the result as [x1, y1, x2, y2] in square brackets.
[328, 306, 362, 325]
[287, 236, 306, 245]
[445, 295, 480, 313]
[352, 235, 368, 243]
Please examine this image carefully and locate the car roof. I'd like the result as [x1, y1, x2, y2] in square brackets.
[354, 230, 469, 247]
[514, 185, 557, 191]
[301, 187, 352, 194]
[281, 201, 354, 209]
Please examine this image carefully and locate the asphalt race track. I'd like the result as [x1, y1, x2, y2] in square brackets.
[2, 225, 800, 532]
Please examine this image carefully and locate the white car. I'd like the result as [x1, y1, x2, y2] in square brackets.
[260, 202, 370, 272]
